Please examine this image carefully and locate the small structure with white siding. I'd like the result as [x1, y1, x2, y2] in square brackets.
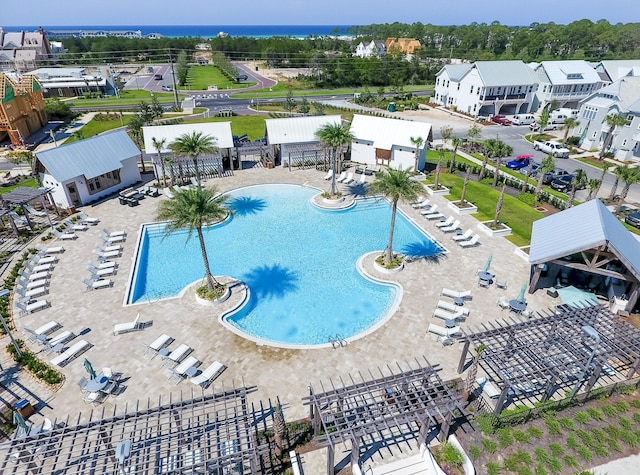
[34, 129, 141, 209]
[349, 114, 432, 171]
[265, 115, 342, 167]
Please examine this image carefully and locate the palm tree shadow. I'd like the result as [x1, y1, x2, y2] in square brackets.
[243, 264, 299, 299]
[226, 197, 267, 216]
[401, 241, 444, 261]
[346, 183, 368, 197]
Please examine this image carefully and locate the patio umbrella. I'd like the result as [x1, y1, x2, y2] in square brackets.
[483, 255, 493, 272]
[83, 358, 97, 380]
[13, 411, 29, 438]
[517, 283, 527, 303]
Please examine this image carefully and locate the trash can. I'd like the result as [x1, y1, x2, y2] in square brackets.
[255, 66, 259, 71]
[387, 102, 396, 112]
[14, 399, 34, 419]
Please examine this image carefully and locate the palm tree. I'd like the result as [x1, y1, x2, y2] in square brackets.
[615, 167, 640, 214]
[487, 140, 513, 188]
[156, 187, 229, 291]
[164, 157, 177, 186]
[492, 181, 507, 228]
[460, 166, 472, 203]
[169, 131, 217, 188]
[566, 169, 587, 208]
[533, 108, 550, 140]
[151, 137, 168, 188]
[449, 136, 462, 173]
[608, 165, 626, 201]
[369, 167, 423, 265]
[315, 123, 355, 197]
[127, 114, 146, 172]
[434, 148, 445, 188]
[586, 178, 601, 201]
[561, 117, 579, 144]
[467, 123, 482, 153]
[410, 136, 424, 173]
[599, 113, 628, 159]
[534, 154, 556, 207]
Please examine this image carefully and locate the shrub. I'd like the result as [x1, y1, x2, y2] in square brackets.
[563, 455, 579, 468]
[546, 457, 562, 474]
[544, 418, 562, 435]
[577, 446, 593, 462]
[602, 404, 617, 417]
[513, 429, 531, 443]
[576, 429, 595, 447]
[633, 412, 640, 424]
[497, 428, 514, 448]
[528, 426, 544, 439]
[586, 408, 604, 421]
[593, 445, 609, 458]
[630, 399, 640, 409]
[6, 341, 63, 385]
[566, 434, 580, 450]
[482, 438, 498, 453]
[608, 438, 623, 453]
[558, 417, 574, 430]
[468, 444, 482, 460]
[534, 447, 549, 463]
[592, 428, 607, 443]
[574, 411, 590, 424]
[195, 283, 227, 301]
[615, 401, 629, 412]
[517, 192, 536, 206]
[534, 463, 548, 475]
[476, 414, 496, 434]
[549, 443, 564, 457]
[618, 416, 633, 430]
[486, 462, 501, 475]
[603, 424, 622, 440]
[438, 442, 464, 465]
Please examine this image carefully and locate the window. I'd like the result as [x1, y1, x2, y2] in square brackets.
[582, 107, 597, 121]
[84, 170, 121, 195]
[457, 83, 460, 90]
[622, 139, 627, 148]
[470, 85, 473, 93]
[591, 131, 597, 138]
[624, 114, 632, 127]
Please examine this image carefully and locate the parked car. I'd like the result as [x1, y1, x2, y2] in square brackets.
[542, 167, 570, 185]
[491, 114, 512, 126]
[517, 161, 541, 176]
[506, 155, 535, 170]
[625, 211, 640, 228]
[550, 175, 586, 192]
[529, 123, 558, 132]
[512, 114, 536, 126]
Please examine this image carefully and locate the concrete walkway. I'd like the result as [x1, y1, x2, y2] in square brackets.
[592, 452, 640, 475]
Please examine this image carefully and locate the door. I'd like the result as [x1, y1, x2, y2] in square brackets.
[66, 183, 81, 207]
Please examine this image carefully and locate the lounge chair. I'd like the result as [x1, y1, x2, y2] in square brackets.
[441, 220, 461, 233]
[190, 361, 225, 388]
[148, 187, 160, 197]
[97, 244, 122, 253]
[87, 260, 116, 270]
[169, 356, 200, 384]
[16, 300, 51, 315]
[459, 234, 481, 248]
[420, 204, 438, 215]
[16, 276, 48, 290]
[425, 212, 445, 220]
[411, 197, 429, 208]
[82, 277, 113, 290]
[46, 330, 75, 349]
[87, 264, 116, 277]
[103, 234, 126, 244]
[93, 249, 121, 260]
[19, 268, 50, 281]
[435, 216, 455, 228]
[36, 244, 65, 254]
[33, 321, 61, 339]
[163, 187, 175, 199]
[15, 286, 48, 299]
[498, 296, 510, 310]
[358, 173, 366, 184]
[162, 344, 192, 368]
[78, 211, 99, 225]
[25, 261, 53, 274]
[143, 334, 173, 358]
[427, 323, 462, 338]
[452, 229, 473, 242]
[51, 340, 90, 367]
[63, 219, 88, 232]
[441, 288, 472, 300]
[9, 212, 28, 226]
[437, 300, 470, 316]
[343, 172, 354, 184]
[102, 228, 126, 238]
[24, 205, 47, 217]
[433, 307, 465, 322]
[335, 171, 347, 183]
[113, 313, 141, 335]
[323, 169, 334, 180]
[32, 253, 57, 266]
[52, 229, 77, 241]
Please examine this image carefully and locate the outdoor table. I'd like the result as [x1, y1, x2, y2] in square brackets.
[36, 334, 48, 344]
[51, 343, 64, 354]
[444, 319, 456, 328]
[158, 348, 170, 358]
[185, 367, 198, 378]
[478, 271, 493, 282]
[453, 297, 464, 306]
[455, 228, 463, 235]
[509, 299, 527, 313]
[439, 216, 447, 222]
[84, 375, 109, 393]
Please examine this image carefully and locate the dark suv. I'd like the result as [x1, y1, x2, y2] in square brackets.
[542, 168, 570, 185]
[625, 211, 640, 228]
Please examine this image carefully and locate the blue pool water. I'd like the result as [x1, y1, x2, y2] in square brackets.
[129, 184, 441, 346]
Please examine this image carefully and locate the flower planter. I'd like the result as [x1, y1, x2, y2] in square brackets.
[195, 285, 231, 306]
[410, 173, 427, 182]
[478, 220, 512, 237]
[373, 258, 405, 274]
[322, 196, 345, 204]
[425, 184, 450, 196]
[447, 200, 478, 215]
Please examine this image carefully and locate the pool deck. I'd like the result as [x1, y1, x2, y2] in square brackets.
[1, 165, 557, 469]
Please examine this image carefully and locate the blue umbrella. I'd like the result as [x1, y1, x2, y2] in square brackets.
[483, 255, 493, 272]
[83, 358, 97, 379]
[517, 283, 527, 303]
[13, 411, 29, 438]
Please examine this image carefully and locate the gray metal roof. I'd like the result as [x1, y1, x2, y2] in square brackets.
[537, 60, 601, 85]
[442, 64, 472, 81]
[265, 115, 342, 145]
[35, 130, 140, 182]
[350, 114, 432, 150]
[529, 199, 640, 281]
[473, 61, 539, 87]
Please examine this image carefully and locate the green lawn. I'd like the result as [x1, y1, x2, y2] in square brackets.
[184, 115, 266, 140]
[63, 115, 134, 144]
[186, 66, 252, 90]
[70, 91, 183, 107]
[1, 177, 38, 192]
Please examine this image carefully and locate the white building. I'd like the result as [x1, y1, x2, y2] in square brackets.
[594, 60, 640, 86]
[34, 130, 141, 209]
[265, 115, 342, 167]
[433, 61, 538, 117]
[532, 60, 601, 111]
[354, 40, 386, 58]
[349, 115, 432, 170]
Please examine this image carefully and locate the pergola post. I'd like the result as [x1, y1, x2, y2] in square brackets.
[583, 365, 602, 398]
[541, 379, 555, 402]
[350, 436, 360, 469]
[627, 284, 639, 313]
[626, 357, 640, 380]
[457, 340, 470, 374]
[417, 419, 430, 447]
[528, 264, 543, 293]
[326, 443, 335, 475]
[439, 411, 453, 442]
[493, 387, 510, 414]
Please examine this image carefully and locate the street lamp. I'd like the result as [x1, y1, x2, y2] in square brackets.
[0, 289, 22, 357]
[569, 325, 601, 400]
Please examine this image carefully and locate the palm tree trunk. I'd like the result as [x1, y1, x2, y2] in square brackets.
[595, 165, 608, 196]
[479, 156, 489, 181]
[608, 176, 619, 201]
[567, 188, 576, 208]
[386, 200, 398, 264]
[449, 145, 458, 173]
[197, 227, 218, 289]
[492, 158, 501, 187]
[616, 185, 632, 214]
[330, 148, 337, 196]
[158, 153, 167, 188]
[192, 157, 202, 188]
[460, 167, 471, 202]
[493, 182, 506, 227]
[599, 126, 615, 159]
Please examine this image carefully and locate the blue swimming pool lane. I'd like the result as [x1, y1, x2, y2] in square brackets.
[129, 184, 442, 346]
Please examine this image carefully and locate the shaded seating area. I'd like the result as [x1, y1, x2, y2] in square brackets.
[457, 304, 640, 414]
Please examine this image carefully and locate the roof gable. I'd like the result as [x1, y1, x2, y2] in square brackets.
[350, 115, 432, 150]
[265, 115, 342, 144]
[538, 60, 601, 85]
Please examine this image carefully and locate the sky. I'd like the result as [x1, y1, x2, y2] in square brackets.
[2, 0, 637, 26]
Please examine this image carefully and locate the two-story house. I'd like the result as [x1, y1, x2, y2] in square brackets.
[594, 60, 640, 87]
[531, 60, 601, 111]
[354, 40, 386, 58]
[433, 61, 538, 117]
[0, 27, 54, 72]
[576, 76, 640, 163]
[385, 38, 421, 55]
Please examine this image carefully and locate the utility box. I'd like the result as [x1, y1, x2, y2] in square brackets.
[14, 399, 34, 419]
[387, 102, 396, 112]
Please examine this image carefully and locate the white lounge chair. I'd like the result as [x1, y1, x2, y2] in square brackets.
[16, 300, 51, 315]
[19, 268, 50, 281]
[52, 229, 77, 241]
[16, 276, 48, 290]
[459, 234, 481, 248]
[425, 212, 445, 220]
[25, 261, 53, 273]
[190, 361, 225, 388]
[433, 308, 465, 321]
[162, 344, 192, 367]
[63, 219, 88, 232]
[169, 356, 200, 384]
[437, 300, 470, 316]
[102, 228, 126, 238]
[323, 169, 334, 180]
[87, 265, 116, 277]
[78, 211, 99, 225]
[452, 229, 473, 242]
[103, 234, 126, 244]
[33, 321, 60, 338]
[36, 244, 65, 254]
[358, 173, 366, 184]
[31, 253, 57, 266]
[47, 330, 75, 348]
[427, 323, 462, 338]
[435, 216, 454, 228]
[441, 288, 472, 300]
[143, 334, 173, 358]
[93, 249, 121, 260]
[50, 339, 90, 367]
[343, 172, 354, 184]
[163, 187, 175, 199]
[113, 313, 141, 335]
[24, 205, 47, 217]
[16, 286, 48, 299]
[9, 212, 28, 226]
[87, 260, 116, 270]
[420, 204, 439, 215]
[411, 197, 429, 208]
[97, 244, 122, 253]
[441, 220, 461, 233]
[82, 277, 113, 290]
[335, 171, 347, 183]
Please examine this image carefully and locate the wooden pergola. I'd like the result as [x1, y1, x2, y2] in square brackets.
[303, 357, 466, 475]
[458, 304, 640, 414]
[0, 386, 270, 475]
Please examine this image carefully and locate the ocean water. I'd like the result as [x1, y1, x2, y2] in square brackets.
[6, 25, 354, 39]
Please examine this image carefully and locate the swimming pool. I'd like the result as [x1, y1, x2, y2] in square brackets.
[129, 184, 442, 347]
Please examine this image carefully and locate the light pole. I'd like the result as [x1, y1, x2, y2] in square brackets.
[569, 325, 601, 400]
[0, 289, 22, 357]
